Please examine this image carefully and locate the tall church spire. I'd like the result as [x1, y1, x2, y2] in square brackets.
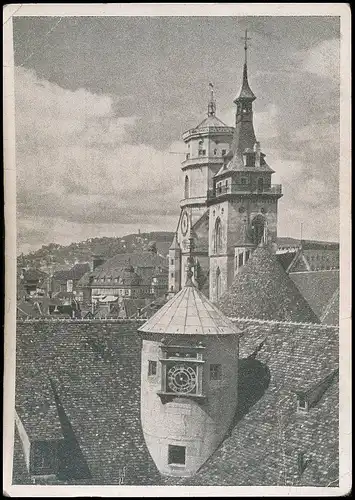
[234, 30, 256, 103]
[230, 29, 257, 157]
[207, 82, 216, 117]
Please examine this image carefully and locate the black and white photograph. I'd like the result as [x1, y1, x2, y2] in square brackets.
[3, 3, 351, 496]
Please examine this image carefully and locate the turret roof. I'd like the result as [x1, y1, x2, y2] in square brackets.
[169, 233, 180, 251]
[217, 245, 320, 324]
[195, 114, 230, 130]
[235, 63, 256, 102]
[138, 280, 240, 335]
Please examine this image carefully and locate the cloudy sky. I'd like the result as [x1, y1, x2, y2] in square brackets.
[13, 15, 340, 254]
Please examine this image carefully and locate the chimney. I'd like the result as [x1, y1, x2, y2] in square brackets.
[254, 141, 261, 168]
[91, 254, 106, 272]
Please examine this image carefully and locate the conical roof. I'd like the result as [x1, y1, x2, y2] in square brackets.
[234, 63, 256, 102]
[195, 115, 230, 130]
[138, 281, 240, 335]
[217, 245, 320, 324]
[169, 233, 180, 251]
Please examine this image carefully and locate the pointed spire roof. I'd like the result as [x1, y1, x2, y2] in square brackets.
[139, 238, 240, 336]
[138, 283, 240, 335]
[217, 245, 320, 324]
[234, 30, 256, 103]
[169, 233, 180, 251]
[235, 62, 256, 102]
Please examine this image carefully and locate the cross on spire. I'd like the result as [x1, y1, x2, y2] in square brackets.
[241, 29, 252, 64]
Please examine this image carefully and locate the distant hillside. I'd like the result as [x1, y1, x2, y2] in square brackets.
[18, 233, 339, 274]
[18, 232, 175, 273]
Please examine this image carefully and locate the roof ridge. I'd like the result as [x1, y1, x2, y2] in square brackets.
[228, 316, 338, 328]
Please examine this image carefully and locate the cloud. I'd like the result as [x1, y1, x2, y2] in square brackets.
[15, 67, 183, 253]
[302, 38, 340, 81]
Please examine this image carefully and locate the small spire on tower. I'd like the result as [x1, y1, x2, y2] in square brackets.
[234, 29, 256, 103]
[185, 236, 195, 287]
[207, 82, 216, 117]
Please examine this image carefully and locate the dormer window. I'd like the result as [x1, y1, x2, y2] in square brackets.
[245, 153, 255, 167]
[222, 149, 226, 156]
[296, 393, 309, 413]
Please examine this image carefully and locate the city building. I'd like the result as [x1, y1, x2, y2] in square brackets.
[168, 37, 339, 304]
[12, 31, 339, 489]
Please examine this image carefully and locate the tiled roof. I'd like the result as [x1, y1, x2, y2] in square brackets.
[289, 270, 339, 323]
[195, 115, 230, 130]
[15, 353, 62, 441]
[13, 318, 338, 486]
[162, 319, 339, 486]
[17, 268, 48, 282]
[138, 281, 241, 335]
[92, 252, 168, 280]
[218, 245, 320, 324]
[276, 251, 297, 271]
[320, 288, 340, 325]
[121, 298, 147, 319]
[17, 301, 42, 319]
[53, 263, 90, 282]
[14, 321, 161, 485]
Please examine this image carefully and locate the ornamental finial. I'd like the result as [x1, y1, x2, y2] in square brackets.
[207, 82, 216, 117]
[185, 237, 195, 286]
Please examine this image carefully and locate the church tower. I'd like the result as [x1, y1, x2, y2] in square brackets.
[176, 86, 234, 293]
[208, 31, 283, 302]
[139, 250, 241, 477]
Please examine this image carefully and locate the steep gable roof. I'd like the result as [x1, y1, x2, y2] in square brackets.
[289, 270, 339, 323]
[218, 245, 320, 324]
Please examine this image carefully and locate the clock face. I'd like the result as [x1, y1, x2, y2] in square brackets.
[167, 364, 197, 394]
[181, 210, 189, 236]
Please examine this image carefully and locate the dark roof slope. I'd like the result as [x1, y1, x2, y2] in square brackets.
[276, 251, 297, 271]
[93, 252, 168, 280]
[218, 246, 320, 323]
[289, 270, 339, 323]
[53, 263, 90, 282]
[163, 319, 339, 486]
[13, 318, 338, 487]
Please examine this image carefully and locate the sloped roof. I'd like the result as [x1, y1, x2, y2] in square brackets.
[195, 114, 230, 130]
[276, 251, 298, 271]
[138, 280, 240, 335]
[17, 300, 42, 319]
[121, 298, 147, 318]
[235, 63, 256, 102]
[93, 252, 168, 280]
[13, 318, 339, 486]
[162, 318, 339, 486]
[320, 288, 339, 325]
[53, 263, 90, 282]
[17, 268, 47, 282]
[218, 245, 320, 324]
[289, 270, 339, 323]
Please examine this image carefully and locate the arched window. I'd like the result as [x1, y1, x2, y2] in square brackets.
[214, 217, 222, 254]
[216, 267, 221, 300]
[184, 175, 189, 199]
[251, 214, 265, 246]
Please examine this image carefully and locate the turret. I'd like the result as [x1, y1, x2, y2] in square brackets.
[139, 254, 241, 477]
